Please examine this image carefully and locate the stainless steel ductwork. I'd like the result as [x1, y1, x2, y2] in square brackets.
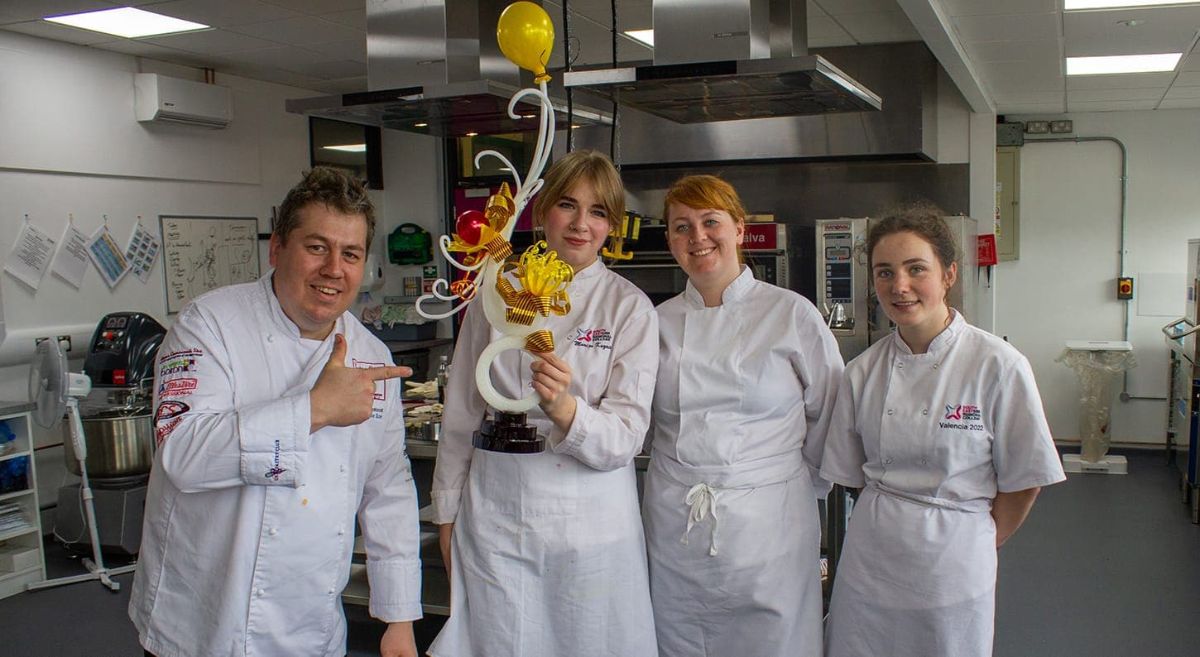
[572, 41, 938, 165]
[563, 0, 882, 123]
[285, 0, 611, 137]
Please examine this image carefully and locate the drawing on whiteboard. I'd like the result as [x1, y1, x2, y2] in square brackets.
[160, 216, 261, 313]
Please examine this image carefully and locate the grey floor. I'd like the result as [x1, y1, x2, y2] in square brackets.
[2, 450, 1197, 656]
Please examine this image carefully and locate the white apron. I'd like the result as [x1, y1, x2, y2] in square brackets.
[429, 262, 659, 657]
[644, 269, 843, 657]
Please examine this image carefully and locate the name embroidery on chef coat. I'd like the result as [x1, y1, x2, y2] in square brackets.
[939, 403, 984, 431]
[572, 328, 613, 350]
[352, 358, 388, 419]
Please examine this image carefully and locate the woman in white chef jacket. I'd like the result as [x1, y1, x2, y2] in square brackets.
[428, 150, 659, 657]
[643, 175, 843, 657]
[821, 204, 1066, 657]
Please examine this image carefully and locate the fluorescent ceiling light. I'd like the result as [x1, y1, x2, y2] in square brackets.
[624, 29, 654, 48]
[323, 144, 367, 153]
[1066, 53, 1181, 74]
[45, 7, 208, 39]
[1066, 0, 1200, 9]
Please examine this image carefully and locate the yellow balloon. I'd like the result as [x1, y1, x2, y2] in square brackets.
[497, 1, 555, 84]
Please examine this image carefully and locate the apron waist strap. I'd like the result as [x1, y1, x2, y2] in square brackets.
[870, 482, 992, 513]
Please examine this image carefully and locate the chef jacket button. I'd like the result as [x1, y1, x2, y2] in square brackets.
[337, 529, 345, 536]
[269, 528, 278, 536]
[339, 465, 346, 473]
[267, 335, 274, 343]
[922, 409, 928, 415]
[897, 362, 904, 369]
[933, 363, 939, 369]
[884, 458, 893, 464]
[328, 587, 336, 595]
[256, 588, 265, 597]
[886, 409, 894, 415]
[921, 458, 928, 465]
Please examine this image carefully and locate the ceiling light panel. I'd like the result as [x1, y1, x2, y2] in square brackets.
[1066, 53, 1182, 74]
[1065, 0, 1200, 10]
[44, 7, 209, 39]
[624, 29, 654, 48]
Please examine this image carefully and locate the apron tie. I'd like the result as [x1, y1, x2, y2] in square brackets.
[682, 483, 720, 556]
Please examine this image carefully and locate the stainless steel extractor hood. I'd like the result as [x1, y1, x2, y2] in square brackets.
[285, 0, 610, 137]
[563, 0, 882, 123]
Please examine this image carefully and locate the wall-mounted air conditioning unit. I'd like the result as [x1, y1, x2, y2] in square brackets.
[134, 73, 231, 129]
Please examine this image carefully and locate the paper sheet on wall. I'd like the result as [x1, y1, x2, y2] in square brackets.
[4, 221, 55, 290]
[124, 223, 161, 284]
[87, 226, 129, 288]
[51, 223, 91, 288]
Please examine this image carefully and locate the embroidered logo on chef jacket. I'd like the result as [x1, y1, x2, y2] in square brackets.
[154, 400, 190, 445]
[159, 349, 203, 377]
[265, 439, 286, 481]
[572, 327, 613, 350]
[940, 403, 984, 431]
[158, 377, 198, 398]
[351, 359, 387, 419]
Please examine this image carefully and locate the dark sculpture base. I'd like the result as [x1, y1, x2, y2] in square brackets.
[472, 411, 545, 454]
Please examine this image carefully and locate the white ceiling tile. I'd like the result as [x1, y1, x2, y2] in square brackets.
[92, 37, 192, 58]
[1066, 71, 1176, 89]
[230, 15, 361, 45]
[304, 59, 365, 79]
[1068, 87, 1165, 101]
[814, 0, 903, 16]
[1066, 98, 1158, 111]
[256, 0, 362, 15]
[837, 11, 920, 42]
[316, 8, 364, 31]
[952, 12, 1059, 43]
[143, 28, 281, 54]
[1157, 97, 1200, 108]
[0, 1, 113, 24]
[223, 44, 335, 73]
[941, 0, 1056, 16]
[1162, 85, 1200, 98]
[1174, 70, 1200, 86]
[0, 19, 113, 44]
[305, 37, 366, 63]
[966, 40, 1059, 64]
[146, 0, 303, 28]
[1180, 54, 1200, 72]
[1063, 6, 1200, 58]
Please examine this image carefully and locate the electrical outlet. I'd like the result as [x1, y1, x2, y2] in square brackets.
[34, 337, 50, 346]
[57, 335, 72, 352]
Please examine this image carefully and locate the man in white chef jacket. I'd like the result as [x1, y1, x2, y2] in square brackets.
[129, 167, 422, 657]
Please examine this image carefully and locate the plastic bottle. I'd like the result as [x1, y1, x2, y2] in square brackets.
[436, 355, 450, 405]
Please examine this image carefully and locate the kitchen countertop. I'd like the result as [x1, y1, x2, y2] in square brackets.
[0, 401, 35, 416]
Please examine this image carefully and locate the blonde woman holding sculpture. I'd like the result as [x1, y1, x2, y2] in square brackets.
[643, 175, 843, 657]
[428, 150, 658, 657]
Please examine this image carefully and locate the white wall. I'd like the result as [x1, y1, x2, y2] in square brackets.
[0, 31, 319, 510]
[998, 109, 1200, 445]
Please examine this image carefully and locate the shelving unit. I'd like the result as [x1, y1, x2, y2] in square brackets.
[0, 405, 45, 598]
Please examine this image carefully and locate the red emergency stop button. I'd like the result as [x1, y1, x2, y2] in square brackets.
[1117, 277, 1133, 300]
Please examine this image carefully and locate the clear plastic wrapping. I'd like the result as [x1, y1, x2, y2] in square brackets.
[1055, 349, 1137, 462]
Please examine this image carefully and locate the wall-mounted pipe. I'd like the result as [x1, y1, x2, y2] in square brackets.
[1023, 135, 1162, 402]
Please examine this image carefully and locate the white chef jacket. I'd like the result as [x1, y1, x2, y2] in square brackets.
[428, 260, 659, 657]
[820, 310, 1065, 657]
[129, 274, 422, 657]
[643, 267, 843, 657]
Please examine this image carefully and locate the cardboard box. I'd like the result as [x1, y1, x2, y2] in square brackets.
[0, 546, 39, 572]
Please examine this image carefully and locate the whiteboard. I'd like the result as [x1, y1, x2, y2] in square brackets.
[160, 215, 261, 313]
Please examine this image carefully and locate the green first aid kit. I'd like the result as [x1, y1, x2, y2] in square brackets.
[388, 223, 433, 265]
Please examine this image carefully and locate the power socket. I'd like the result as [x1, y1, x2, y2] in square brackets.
[57, 335, 72, 352]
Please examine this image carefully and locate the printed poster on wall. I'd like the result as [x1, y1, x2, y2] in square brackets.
[3, 221, 55, 290]
[124, 223, 161, 284]
[87, 226, 130, 288]
[51, 223, 90, 289]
